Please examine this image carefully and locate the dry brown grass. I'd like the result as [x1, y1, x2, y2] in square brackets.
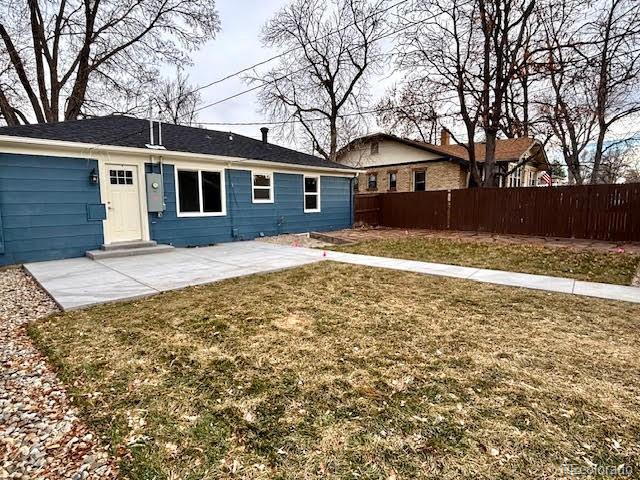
[329, 237, 640, 285]
[29, 262, 640, 479]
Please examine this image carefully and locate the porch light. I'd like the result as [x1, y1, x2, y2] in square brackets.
[89, 168, 99, 184]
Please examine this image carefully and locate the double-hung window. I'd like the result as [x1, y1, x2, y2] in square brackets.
[304, 175, 320, 213]
[252, 171, 273, 203]
[414, 170, 426, 191]
[388, 171, 397, 191]
[176, 168, 226, 217]
[367, 173, 378, 191]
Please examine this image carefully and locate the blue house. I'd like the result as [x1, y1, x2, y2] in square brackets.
[0, 115, 356, 266]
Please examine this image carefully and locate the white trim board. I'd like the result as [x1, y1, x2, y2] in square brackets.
[0, 135, 360, 177]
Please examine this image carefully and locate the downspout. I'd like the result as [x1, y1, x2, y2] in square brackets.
[350, 176, 355, 227]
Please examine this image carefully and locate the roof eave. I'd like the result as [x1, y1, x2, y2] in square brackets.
[0, 135, 359, 176]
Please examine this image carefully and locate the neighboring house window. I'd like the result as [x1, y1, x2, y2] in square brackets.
[304, 175, 321, 213]
[367, 173, 378, 190]
[388, 171, 397, 191]
[414, 170, 426, 191]
[370, 141, 379, 155]
[176, 168, 226, 217]
[508, 165, 523, 187]
[252, 171, 274, 203]
[527, 170, 536, 187]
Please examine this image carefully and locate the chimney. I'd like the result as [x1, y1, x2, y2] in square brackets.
[440, 129, 450, 146]
[260, 127, 269, 144]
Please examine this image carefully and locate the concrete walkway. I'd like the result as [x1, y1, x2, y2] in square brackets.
[25, 241, 639, 310]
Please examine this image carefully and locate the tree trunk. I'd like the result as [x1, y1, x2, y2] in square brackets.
[483, 130, 498, 187]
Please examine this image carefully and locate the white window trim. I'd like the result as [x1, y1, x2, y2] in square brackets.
[251, 170, 274, 204]
[413, 170, 427, 191]
[175, 167, 227, 217]
[303, 175, 321, 213]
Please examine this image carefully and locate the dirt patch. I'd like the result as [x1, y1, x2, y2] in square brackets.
[328, 227, 640, 254]
[257, 232, 333, 248]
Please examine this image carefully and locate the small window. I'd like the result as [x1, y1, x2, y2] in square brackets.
[370, 141, 379, 155]
[367, 173, 377, 191]
[252, 172, 273, 203]
[109, 169, 133, 185]
[304, 175, 320, 213]
[388, 172, 397, 191]
[176, 168, 226, 216]
[414, 170, 426, 191]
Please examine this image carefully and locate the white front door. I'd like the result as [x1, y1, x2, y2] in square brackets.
[105, 164, 143, 243]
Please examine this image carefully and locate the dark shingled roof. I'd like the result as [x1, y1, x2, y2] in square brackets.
[0, 115, 353, 171]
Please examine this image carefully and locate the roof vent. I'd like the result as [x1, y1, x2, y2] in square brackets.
[260, 127, 269, 144]
[145, 120, 166, 150]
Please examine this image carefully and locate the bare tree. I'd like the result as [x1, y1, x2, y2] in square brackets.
[254, 0, 388, 162]
[0, 0, 220, 125]
[580, 141, 640, 184]
[396, 0, 536, 187]
[155, 72, 201, 125]
[535, 0, 640, 184]
[376, 81, 443, 143]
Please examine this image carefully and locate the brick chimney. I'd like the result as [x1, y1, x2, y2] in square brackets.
[260, 127, 269, 144]
[440, 129, 450, 146]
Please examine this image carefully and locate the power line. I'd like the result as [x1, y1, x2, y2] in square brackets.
[166, 0, 412, 104]
[190, 45, 640, 128]
[187, 1, 474, 118]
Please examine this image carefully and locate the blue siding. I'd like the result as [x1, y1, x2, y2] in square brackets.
[148, 164, 352, 247]
[0, 154, 104, 265]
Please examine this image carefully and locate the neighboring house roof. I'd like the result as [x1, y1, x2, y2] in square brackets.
[0, 115, 352, 171]
[434, 136, 545, 164]
[338, 132, 549, 168]
[338, 132, 467, 161]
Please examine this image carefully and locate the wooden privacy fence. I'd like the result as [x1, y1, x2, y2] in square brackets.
[355, 183, 640, 242]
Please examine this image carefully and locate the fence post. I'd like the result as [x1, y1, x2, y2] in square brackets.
[446, 190, 452, 230]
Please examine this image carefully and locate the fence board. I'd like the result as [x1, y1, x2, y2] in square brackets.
[356, 183, 640, 242]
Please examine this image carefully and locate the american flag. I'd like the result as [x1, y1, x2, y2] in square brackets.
[540, 171, 552, 186]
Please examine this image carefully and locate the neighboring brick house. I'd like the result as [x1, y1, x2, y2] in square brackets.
[337, 131, 550, 193]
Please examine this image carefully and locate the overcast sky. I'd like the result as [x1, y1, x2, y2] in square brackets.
[182, 0, 396, 149]
[182, 0, 638, 154]
[185, 0, 302, 143]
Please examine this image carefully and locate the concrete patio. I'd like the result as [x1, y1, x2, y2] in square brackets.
[25, 241, 322, 310]
[25, 240, 640, 310]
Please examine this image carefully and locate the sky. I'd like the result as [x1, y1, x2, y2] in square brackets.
[182, 0, 396, 149]
[184, 0, 302, 143]
[180, 0, 638, 155]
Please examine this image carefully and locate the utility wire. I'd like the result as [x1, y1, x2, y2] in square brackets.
[164, 0, 412, 105]
[186, 1, 475, 119]
[188, 44, 640, 127]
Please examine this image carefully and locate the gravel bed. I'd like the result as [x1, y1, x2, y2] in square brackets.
[0, 267, 117, 479]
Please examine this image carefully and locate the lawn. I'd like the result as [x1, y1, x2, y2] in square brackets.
[329, 237, 640, 285]
[30, 262, 640, 479]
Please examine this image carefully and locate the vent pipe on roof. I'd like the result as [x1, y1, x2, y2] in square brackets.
[260, 127, 269, 144]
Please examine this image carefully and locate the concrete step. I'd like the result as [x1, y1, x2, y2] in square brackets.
[87, 244, 174, 260]
[101, 240, 157, 251]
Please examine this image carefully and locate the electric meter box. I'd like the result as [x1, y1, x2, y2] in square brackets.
[146, 173, 165, 213]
